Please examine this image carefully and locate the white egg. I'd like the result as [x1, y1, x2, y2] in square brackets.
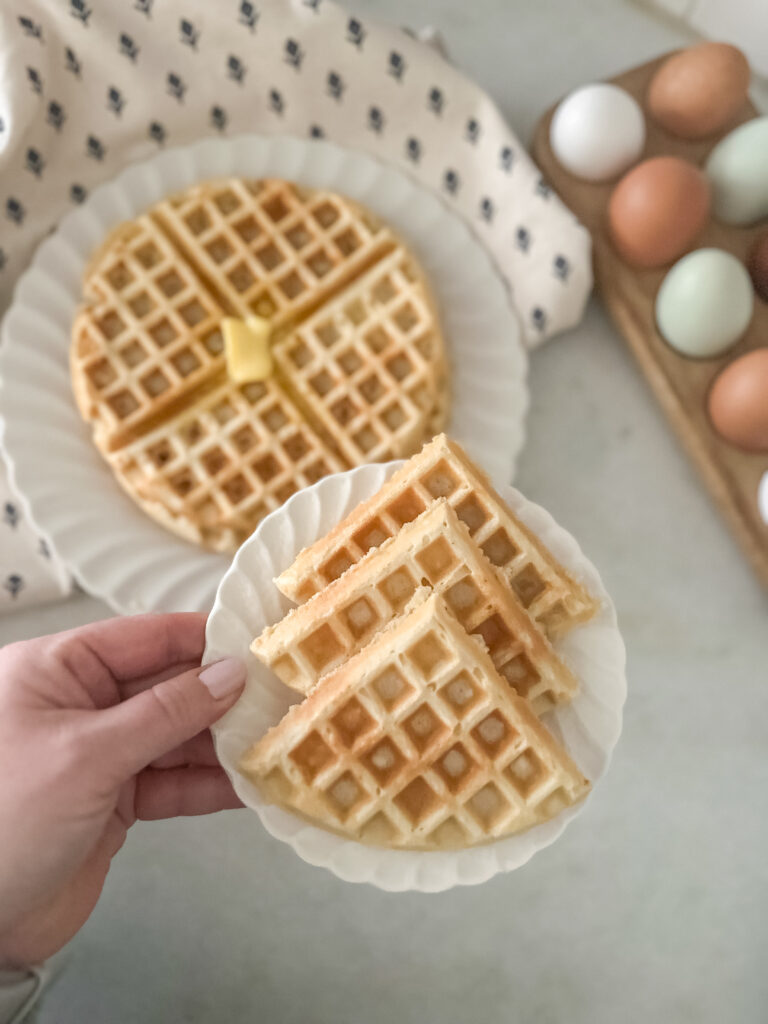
[758, 472, 768, 526]
[550, 84, 646, 182]
[655, 248, 754, 358]
[706, 116, 768, 226]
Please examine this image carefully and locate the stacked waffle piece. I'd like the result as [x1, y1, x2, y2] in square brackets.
[241, 435, 599, 849]
[71, 178, 448, 552]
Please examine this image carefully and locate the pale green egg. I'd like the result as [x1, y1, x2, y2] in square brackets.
[706, 116, 768, 226]
[655, 248, 753, 357]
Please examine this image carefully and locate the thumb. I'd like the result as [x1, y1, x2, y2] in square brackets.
[88, 658, 246, 780]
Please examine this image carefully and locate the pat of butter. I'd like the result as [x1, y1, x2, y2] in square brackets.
[222, 315, 273, 383]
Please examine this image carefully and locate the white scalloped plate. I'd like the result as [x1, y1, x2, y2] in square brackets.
[0, 135, 527, 614]
[206, 462, 626, 892]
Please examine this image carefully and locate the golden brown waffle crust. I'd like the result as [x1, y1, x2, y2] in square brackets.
[241, 594, 589, 850]
[70, 178, 450, 552]
[275, 433, 598, 634]
[251, 498, 579, 714]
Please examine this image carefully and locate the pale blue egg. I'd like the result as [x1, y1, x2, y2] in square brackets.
[655, 248, 754, 357]
[706, 116, 768, 226]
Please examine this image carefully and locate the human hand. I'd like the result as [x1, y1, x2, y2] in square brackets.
[0, 613, 246, 968]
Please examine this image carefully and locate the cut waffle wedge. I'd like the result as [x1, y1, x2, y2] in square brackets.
[152, 178, 393, 329]
[241, 594, 590, 850]
[270, 247, 448, 465]
[276, 433, 598, 636]
[71, 214, 230, 455]
[108, 377, 345, 551]
[70, 179, 449, 552]
[252, 499, 579, 715]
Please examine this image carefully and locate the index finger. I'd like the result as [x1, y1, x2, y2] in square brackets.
[56, 612, 207, 682]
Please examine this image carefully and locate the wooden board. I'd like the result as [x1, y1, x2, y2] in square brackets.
[532, 54, 768, 589]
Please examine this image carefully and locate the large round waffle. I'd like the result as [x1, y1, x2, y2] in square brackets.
[70, 178, 449, 553]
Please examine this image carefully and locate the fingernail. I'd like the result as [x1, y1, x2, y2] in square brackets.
[199, 658, 247, 699]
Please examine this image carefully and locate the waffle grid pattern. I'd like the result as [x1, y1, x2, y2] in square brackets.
[276, 435, 597, 634]
[242, 596, 588, 850]
[253, 501, 578, 715]
[154, 178, 393, 328]
[71, 179, 449, 550]
[111, 377, 345, 550]
[72, 216, 228, 451]
[273, 248, 447, 465]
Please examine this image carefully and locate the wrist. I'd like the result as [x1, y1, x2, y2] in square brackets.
[0, 925, 43, 973]
[0, 945, 31, 974]
[0, 920, 29, 972]
[0, 937, 45, 977]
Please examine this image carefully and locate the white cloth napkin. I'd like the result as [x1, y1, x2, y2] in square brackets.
[0, 0, 592, 611]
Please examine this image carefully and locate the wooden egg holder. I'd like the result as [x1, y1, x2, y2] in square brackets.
[533, 54, 768, 588]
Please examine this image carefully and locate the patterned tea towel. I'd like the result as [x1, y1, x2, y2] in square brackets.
[0, 0, 592, 612]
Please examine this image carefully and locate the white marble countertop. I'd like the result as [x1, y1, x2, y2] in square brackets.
[3, 1, 766, 1021]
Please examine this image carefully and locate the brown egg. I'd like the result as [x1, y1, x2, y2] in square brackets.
[608, 157, 710, 268]
[648, 42, 750, 140]
[708, 349, 768, 452]
[747, 230, 768, 302]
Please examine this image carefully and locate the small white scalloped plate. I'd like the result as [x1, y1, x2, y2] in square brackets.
[206, 462, 626, 892]
[0, 135, 527, 614]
